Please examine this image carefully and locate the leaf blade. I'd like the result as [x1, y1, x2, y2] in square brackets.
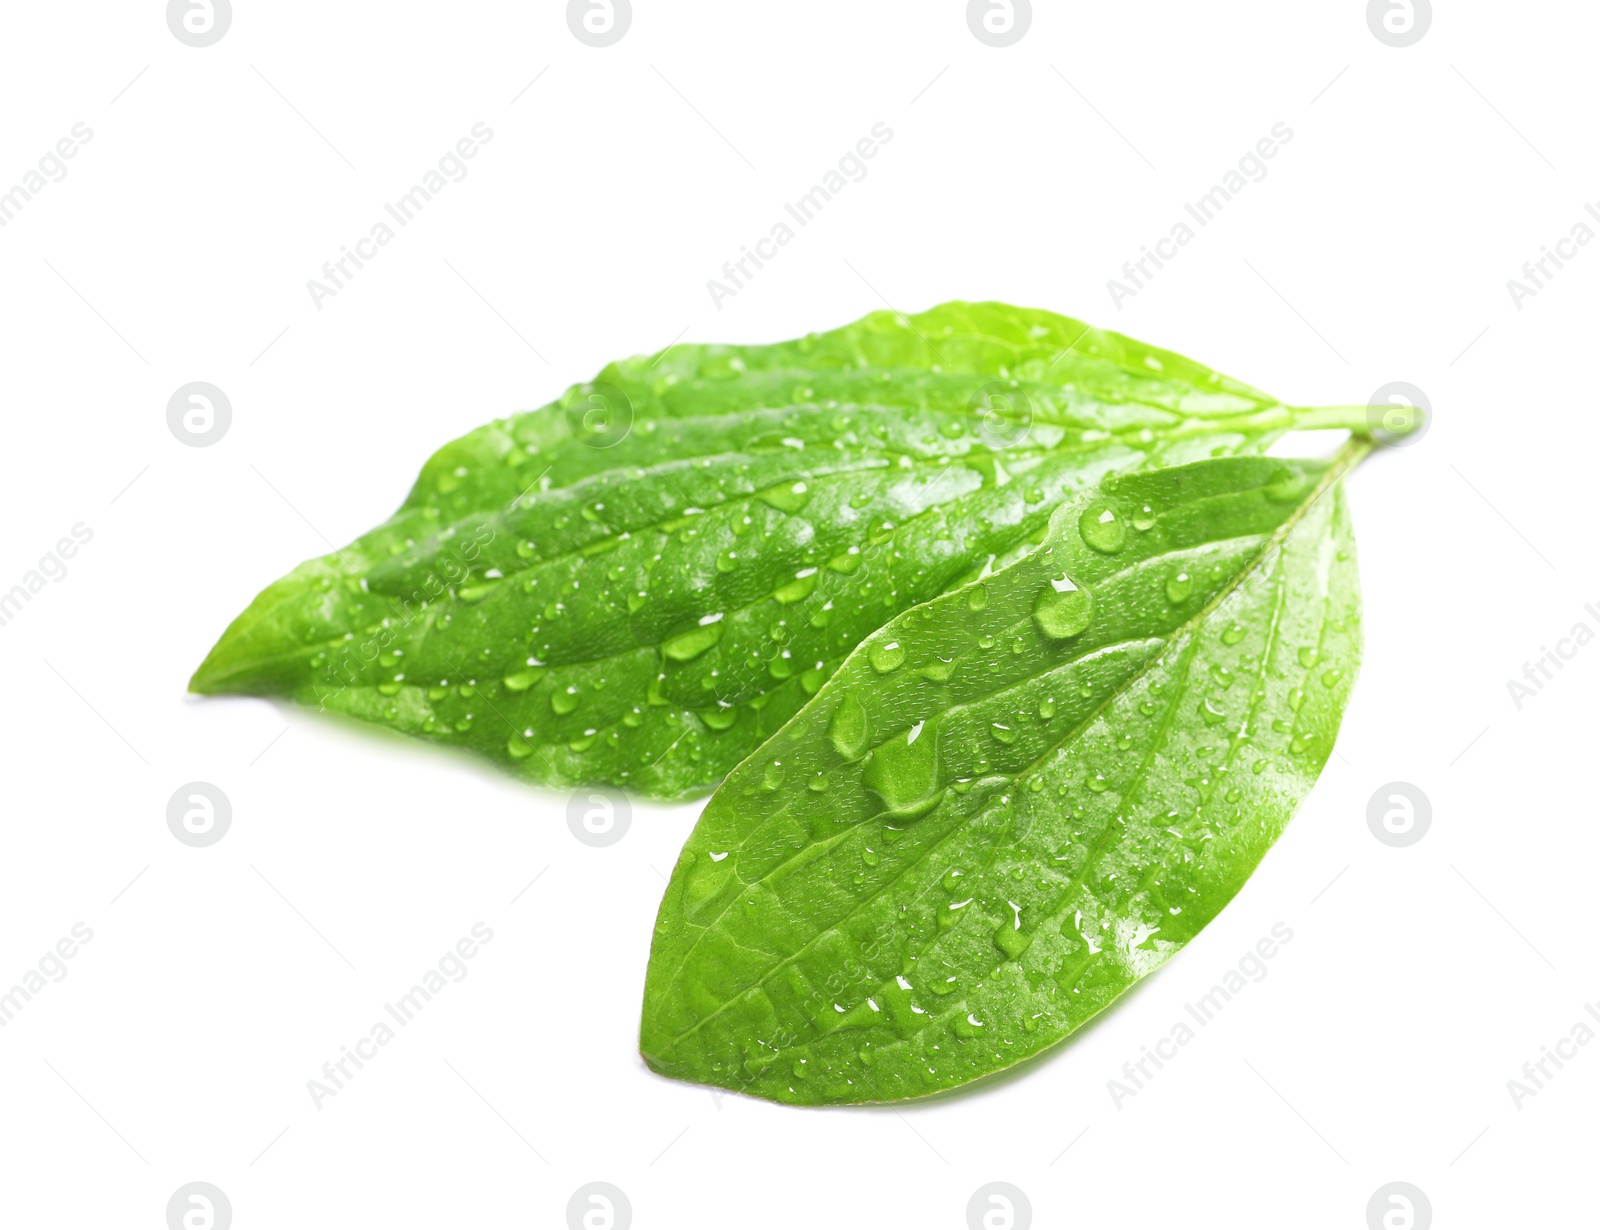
[191, 302, 1359, 799]
[640, 447, 1365, 1102]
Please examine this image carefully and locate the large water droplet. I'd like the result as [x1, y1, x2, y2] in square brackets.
[1165, 571, 1194, 603]
[862, 723, 942, 819]
[868, 639, 906, 674]
[502, 665, 545, 692]
[772, 567, 818, 604]
[1034, 575, 1093, 639]
[829, 692, 871, 761]
[757, 480, 810, 513]
[701, 705, 738, 731]
[664, 615, 724, 662]
[1078, 503, 1126, 554]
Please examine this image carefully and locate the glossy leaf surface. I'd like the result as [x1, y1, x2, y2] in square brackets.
[640, 448, 1364, 1102]
[191, 302, 1359, 799]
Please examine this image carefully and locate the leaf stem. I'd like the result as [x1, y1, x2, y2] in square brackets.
[1288, 404, 1376, 434]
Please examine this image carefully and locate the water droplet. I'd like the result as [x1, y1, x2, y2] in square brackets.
[1078, 503, 1126, 554]
[1201, 697, 1228, 725]
[1034, 576, 1093, 639]
[829, 693, 871, 761]
[1222, 623, 1245, 646]
[1038, 698, 1056, 719]
[772, 567, 818, 604]
[550, 686, 579, 715]
[868, 639, 905, 674]
[1320, 668, 1343, 688]
[757, 480, 810, 513]
[861, 722, 941, 819]
[994, 906, 1031, 960]
[1297, 646, 1319, 669]
[1132, 504, 1157, 532]
[1165, 571, 1194, 603]
[808, 772, 831, 793]
[1087, 774, 1111, 793]
[506, 734, 533, 760]
[990, 722, 1017, 745]
[701, 705, 738, 731]
[978, 634, 996, 649]
[828, 547, 863, 574]
[967, 584, 989, 611]
[664, 616, 724, 662]
[503, 666, 546, 692]
[457, 579, 499, 603]
[716, 549, 740, 574]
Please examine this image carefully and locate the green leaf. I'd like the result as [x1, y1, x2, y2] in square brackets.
[190, 302, 1367, 799]
[640, 445, 1366, 1103]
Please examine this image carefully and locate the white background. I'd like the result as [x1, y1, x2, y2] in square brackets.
[1, 2, 1595, 1227]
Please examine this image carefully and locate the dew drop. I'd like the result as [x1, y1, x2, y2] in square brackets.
[664, 616, 724, 662]
[868, 639, 906, 674]
[701, 705, 738, 731]
[502, 666, 546, 692]
[861, 722, 942, 819]
[1078, 503, 1126, 554]
[828, 547, 863, 574]
[772, 568, 819, 604]
[757, 480, 810, 513]
[550, 686, 579, 715]
[1165, 571, 1194, 603]
[828, 692, 872, 761]
[1034, 576, 1093, 639]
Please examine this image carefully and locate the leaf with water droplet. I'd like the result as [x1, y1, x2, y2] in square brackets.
[642, 446, 1367, 1103]
[190, 302, 1367, 800]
